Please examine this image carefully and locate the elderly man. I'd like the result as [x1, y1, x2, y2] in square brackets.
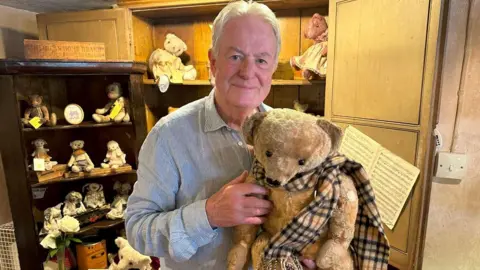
[126, 1, 314, 269]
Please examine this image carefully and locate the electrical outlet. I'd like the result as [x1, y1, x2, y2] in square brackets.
[435, 152, 467, 180]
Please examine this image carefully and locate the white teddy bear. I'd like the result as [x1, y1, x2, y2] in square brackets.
[148, 33, 197, 92]
[108, 237, 152, 270]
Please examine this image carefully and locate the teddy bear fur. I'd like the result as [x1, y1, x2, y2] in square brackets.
[148, 33, 197, 83]
[227, 109, 357, 270]
[108, 237, 152, 270]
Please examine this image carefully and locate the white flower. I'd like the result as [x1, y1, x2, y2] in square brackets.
[40, 230, 60, 249]
[58, 216, 80, 233]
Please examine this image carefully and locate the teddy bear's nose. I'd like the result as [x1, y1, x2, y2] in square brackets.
[266, 177, 280, 187]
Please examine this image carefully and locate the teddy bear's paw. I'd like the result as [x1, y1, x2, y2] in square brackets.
[316, 240, 353, 270]
[227, 242, 249, 270]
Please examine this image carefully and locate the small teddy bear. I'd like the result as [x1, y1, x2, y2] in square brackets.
[67, 140, 94, 173]
[31, 138, 58, 171]
[63, 191, 87, 217]
[290, 13, 328, 80]
[227, 109, 390, 270]
[101, 140, 127, 169]
[108, 237, 152, 270]
[148, 33, 197, 92]
[40, 203, 63, 235]
[22, 94, 57, 127]
[92, 83, 130, 123]
[107, 181, 132, 220]
[83, 183, 107, 209]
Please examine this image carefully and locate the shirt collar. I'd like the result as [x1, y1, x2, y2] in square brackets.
[204, 89, 269, 133]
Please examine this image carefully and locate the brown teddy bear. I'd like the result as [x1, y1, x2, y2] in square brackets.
[227, 109, 389, 270]
[290, 13, 328, 80]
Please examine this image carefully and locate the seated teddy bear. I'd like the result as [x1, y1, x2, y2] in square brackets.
[108, 237, 155, 270]
[227, 109, 390, 270]
[148, 33, 197, 92]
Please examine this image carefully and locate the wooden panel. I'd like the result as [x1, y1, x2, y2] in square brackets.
[0, 76, 42, 270]
[326, 0, 446, 269]
[120, 0, 328, 19]
[132, 15, 154, 63]
[37, 8, 134, 60]
[328, 0, 429, 124]
[272, 86, 299, 108]
[273, 10, 300, 80]
[299, 84, 325, 115]
[193, 18, 214, 80]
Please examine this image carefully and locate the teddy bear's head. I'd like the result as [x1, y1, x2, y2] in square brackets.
[32, 138, 47, 148]
[115, 237, 151, 269]
[304, 13, 328, 43]
[70, 140, 84, 150]
[243, 109, 342, 187]
[107, 140, 120, 151]
[65, 191, 83, 203]
[164, 33, 187, 57]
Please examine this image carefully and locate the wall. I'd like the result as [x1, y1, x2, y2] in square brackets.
[423, 0, 480, 269]
[0, 4, 38, 59]
[0, 5, 38, 225]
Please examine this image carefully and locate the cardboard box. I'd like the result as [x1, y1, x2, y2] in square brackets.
[24, 39, 106, 61]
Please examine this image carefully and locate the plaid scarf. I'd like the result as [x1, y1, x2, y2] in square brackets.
[253, 153, 390, 270]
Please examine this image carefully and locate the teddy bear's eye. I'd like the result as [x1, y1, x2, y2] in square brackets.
[265, 151, 272, 157]
[298, 159, 306, 166]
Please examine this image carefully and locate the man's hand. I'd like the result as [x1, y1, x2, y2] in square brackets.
[301, 258, 317, 269]
[206, 171, 272, 228]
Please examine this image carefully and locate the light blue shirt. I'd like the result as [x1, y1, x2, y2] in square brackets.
[125, 90, 269, 270]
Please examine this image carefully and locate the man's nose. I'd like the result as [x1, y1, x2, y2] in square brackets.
[238, 58, 255, 79]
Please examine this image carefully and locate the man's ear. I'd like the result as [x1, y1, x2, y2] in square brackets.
[317, 118, 343, 152]
[208, 49, 216, 75]
[242, 112, 267, 145]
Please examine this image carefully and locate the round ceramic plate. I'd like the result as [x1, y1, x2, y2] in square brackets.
[64, 104, 84, 125]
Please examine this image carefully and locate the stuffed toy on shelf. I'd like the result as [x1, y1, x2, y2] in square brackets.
[227, 109, 390, 270]
[290, 13, 329, 80]
[108, 237, 159, 270]
[22, 94, 57, 128]
[92, 83, 131, 123]
[148, 33, 197, 92]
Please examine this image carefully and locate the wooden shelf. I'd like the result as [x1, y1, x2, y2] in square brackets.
[76, 219, 125, 235]
[23, 121, 133, 132]
[0, 59, 146, 75]
[143, 78, 325, 86]
[120, 0, 329, 20]
[31, 169, 136, 187]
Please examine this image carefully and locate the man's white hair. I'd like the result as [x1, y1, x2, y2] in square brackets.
[211, 0, 281, 62]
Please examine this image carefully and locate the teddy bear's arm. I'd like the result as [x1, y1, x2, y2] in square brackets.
[227, 174, 262, 270]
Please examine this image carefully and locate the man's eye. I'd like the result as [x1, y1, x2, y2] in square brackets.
[256, 59, 267, 64]
[230, 55, 241, 61]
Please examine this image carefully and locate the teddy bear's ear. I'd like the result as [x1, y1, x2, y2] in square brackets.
[317, 118, 343, 152]
[242, 112, 267, 145]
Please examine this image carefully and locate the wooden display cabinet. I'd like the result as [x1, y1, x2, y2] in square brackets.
[34, 0, 447, 269]
[0, 59, 147, 270]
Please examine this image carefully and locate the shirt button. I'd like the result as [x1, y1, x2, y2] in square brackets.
[238, 141, 243, 146]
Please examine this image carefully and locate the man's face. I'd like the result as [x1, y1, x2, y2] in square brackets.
[209, 15, 277, 110]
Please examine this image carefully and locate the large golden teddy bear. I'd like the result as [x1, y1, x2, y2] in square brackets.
[227, 109, 390, 270]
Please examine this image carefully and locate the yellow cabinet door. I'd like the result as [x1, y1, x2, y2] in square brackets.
[37, 8, 134, 61]
[326, 0, 445, 269]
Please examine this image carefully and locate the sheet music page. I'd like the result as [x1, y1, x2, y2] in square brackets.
[339, 125, 381, 172]
[369, 149, 420, 229]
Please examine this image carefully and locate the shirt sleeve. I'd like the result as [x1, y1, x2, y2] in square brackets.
[125, 123, 218, 262]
